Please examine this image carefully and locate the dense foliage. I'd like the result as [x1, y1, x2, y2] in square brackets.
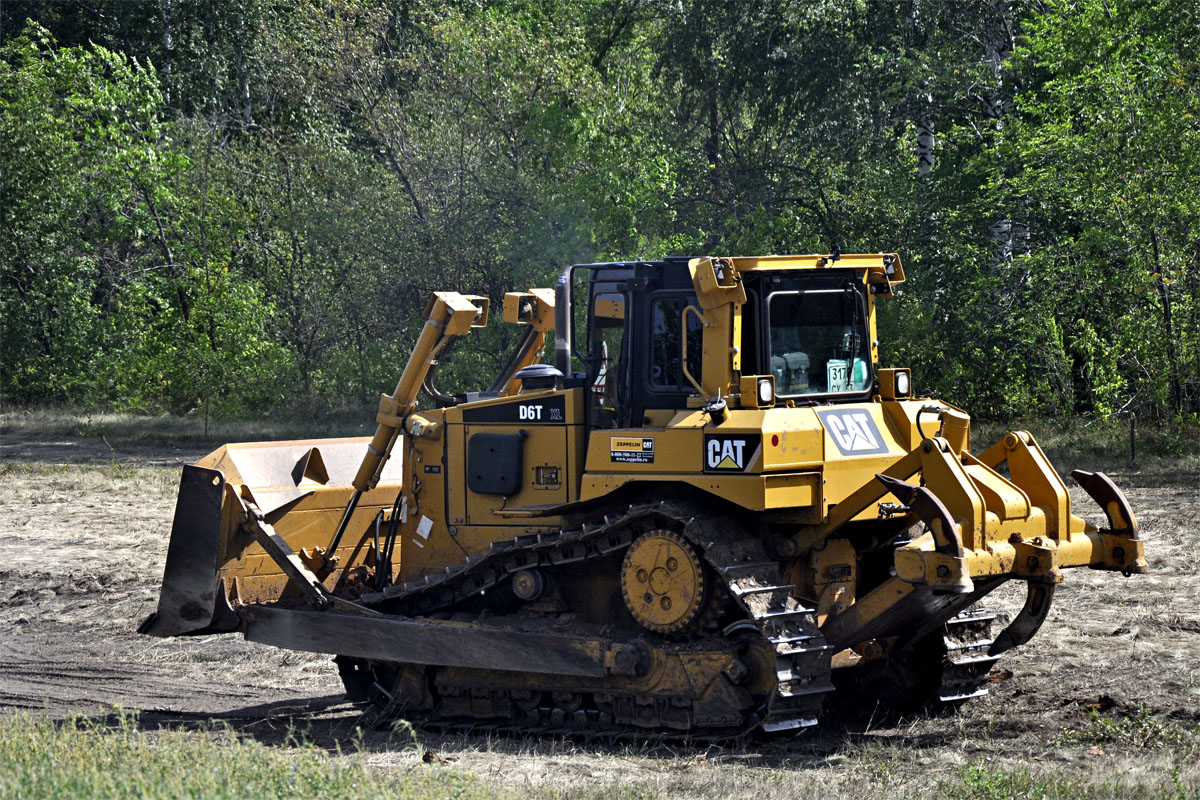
[2, 0, 1197, 421]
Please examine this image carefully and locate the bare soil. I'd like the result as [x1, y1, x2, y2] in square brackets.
[1, 428, 1198, 797]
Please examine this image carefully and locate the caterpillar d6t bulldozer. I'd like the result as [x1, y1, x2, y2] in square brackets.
[141, 253, 1145, 736]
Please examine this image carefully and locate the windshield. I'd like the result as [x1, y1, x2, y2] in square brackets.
[767, 287, 871, 396]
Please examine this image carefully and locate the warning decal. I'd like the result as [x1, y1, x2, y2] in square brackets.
[611, 436, 655, 464]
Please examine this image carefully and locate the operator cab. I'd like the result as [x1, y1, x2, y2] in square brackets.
[563, 258, 876, 430]
[745, 271, 872, 398]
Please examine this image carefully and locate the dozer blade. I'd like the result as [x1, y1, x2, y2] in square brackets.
[138, 465, 240, 637]
[240, 606, 642, 679]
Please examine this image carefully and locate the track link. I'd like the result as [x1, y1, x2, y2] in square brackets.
[682, 511, 834, 732]
[938, 607, 1001, 703]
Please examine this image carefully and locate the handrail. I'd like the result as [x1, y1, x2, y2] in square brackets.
[681, 304, 706, 397]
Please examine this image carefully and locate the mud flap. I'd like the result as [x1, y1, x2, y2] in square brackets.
[988, 581, 1055, 656]
[138, 465, 240, 637]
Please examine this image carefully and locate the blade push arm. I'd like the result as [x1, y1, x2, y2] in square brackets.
[325, 292, 489, 561]
[493, 288, 556, 396]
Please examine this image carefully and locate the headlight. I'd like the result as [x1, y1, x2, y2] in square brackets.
[895, 370, 911, 397]
[758, 378, 774, 405]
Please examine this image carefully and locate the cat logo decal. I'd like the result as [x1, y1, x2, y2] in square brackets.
[703, 434, 762, 472]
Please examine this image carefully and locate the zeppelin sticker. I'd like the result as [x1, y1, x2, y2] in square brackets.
[816, 408, 890, 456]
[611, 436, 655, 464]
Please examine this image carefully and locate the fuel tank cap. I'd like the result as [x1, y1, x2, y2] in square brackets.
[515, 363, 563, 390]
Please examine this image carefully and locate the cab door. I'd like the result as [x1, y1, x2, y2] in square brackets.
[587, 289, 632, 430]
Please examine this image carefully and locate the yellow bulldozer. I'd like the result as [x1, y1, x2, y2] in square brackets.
[141, 253, 1145, 736]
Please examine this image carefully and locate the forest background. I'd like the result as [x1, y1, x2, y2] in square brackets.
[1, 0, 1198, 431]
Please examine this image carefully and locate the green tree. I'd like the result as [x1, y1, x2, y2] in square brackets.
[0, 25, 171, 403]
[0, 24, 288, 416]
[996, 0, 1200, 418]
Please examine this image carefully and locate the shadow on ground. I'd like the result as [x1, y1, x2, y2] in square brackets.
[68, 692, 1048, 771]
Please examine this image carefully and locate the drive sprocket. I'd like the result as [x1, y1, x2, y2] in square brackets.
[620, 529, 710, 634]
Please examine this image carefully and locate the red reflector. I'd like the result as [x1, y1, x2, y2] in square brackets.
[771, 434, 780, 447]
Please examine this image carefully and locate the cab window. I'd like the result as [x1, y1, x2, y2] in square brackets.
[648, 296, 703, 392]
[589, 292, 626, 427]
[767, 287, 871, 396]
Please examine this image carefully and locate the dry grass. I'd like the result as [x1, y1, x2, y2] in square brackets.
[363, 720, 1200, 799]
[0, 406, 374, 446]
[0, 412, 1197, 798]
[0, 711, 496, 800]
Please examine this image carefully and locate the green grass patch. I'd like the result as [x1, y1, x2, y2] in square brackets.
[941, 764, 1197, 800]
[1057, 705, 1200, 752]
[0, 460, 176, 489]
[0, 711, 495, 800]
[943, 766, 1079, 800]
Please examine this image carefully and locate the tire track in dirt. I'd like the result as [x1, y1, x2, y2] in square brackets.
[0, 630, 335, 716]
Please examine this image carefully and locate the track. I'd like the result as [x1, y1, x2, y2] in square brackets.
[938, 607, 1001, 703]
[353, 498, 1004, 735]
[353, 499, 834, 737]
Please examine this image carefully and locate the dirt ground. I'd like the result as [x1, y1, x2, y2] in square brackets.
[1, 427, 1198, 797]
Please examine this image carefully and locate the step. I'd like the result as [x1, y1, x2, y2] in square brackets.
[758, 608, 817, 627]
[946, 637, 996, 652]
[769, 633, 818, 647]
[718, 561, 778, 578]
[946, 609, 998, 626]
[776, 666, 827, 683]
[776, 679, 836, 697]
[948, 653, 1002, 668]
[776, 642, 830, 657]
